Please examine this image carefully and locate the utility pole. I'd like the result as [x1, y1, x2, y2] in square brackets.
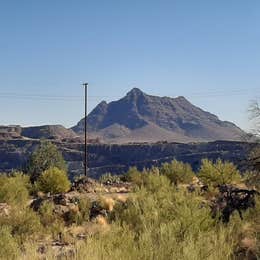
[83, 83, 88, 177]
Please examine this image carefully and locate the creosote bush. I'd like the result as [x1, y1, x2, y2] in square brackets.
[78, 198, 91, 222]
[36, 167, 71, 194]
[125, 167, 144, 187]
[66, 198, 91, 225]
[198, 159, 241, 187]
[38, 201, 57, 227]
[0, 173, 30, 207]
[0, 207, 42, 245]
[126, 160, 195, 188]
[90, 174, 239, 260]
[0, 226, 20, 259]
[160, 159, 195, 185]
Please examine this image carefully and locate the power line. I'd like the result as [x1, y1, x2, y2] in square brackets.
[0, 88, 258, 102]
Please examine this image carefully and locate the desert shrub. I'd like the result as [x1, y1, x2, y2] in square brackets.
[65, 207, 81, 225]
[231, 196, 260, 259]
[11, 209, 41, 243]
[38, 200, 68, 239]
[243, 171, 260, 191]
[0, 226, 20, 259]
[0, 167, 252, 259]
[75, 224, 138, 260]
[78, 198, 91, 222]
[125, 167, 144, 187]
[125, 166, 172, 189]
[73, 221, 237, 260]
[198, 159, 241, 187]
[149, 166, 160, 175]
[132, 189, 212, 232]
[28, 140, 67, 181]
[36, 167, 71, 194]
[99, 196, 116, 212]
[79, 174, 238, 260]
[65, 198, 91, 225]
[112, 174, 213, 234]
[0, 173, 30, 207]
[0, 207, 42, 245]
[160, 160, 195, 185]
[141, 172, 172, 194]
[10, 221, 238, 260]
[46, 217, 65, 240]
[38, 201, 57, 227]
[100, 171, 258, 260]
[100, 173, 121, 184]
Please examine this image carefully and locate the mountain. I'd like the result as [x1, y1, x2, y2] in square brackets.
[72, 88, 244, 143]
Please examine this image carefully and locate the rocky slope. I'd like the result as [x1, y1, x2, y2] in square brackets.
[72, 88, 244, 143]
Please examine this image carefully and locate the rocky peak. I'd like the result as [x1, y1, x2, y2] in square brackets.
[126, 87, 145, 97]
[125, 88, 148, 104]
[92, 101, 108, 114]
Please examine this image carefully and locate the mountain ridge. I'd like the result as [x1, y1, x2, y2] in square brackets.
[72, 88, 244, 143]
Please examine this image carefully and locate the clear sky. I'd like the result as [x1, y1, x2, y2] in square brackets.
[0, 0, 259, 131]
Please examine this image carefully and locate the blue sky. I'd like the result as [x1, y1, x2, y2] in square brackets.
[0, 0, 259, 130]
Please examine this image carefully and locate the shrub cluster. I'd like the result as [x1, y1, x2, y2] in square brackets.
[198, 159, 241, 187]
[125, 159, 243, 189]
[160, 159, 195, 185]
[0, 141, 258, 259]
[79, 174, 243, 260]
[36, 167, 71, 194]
[0, 173, 30, 206]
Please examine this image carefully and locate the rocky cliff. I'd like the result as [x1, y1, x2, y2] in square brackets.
[0, 139, 254, 179]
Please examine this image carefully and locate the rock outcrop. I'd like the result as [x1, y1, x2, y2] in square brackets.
[21, 125, 78, 140]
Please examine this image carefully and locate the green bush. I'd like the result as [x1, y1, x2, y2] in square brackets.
[65, 198, 91, 225]
[28, 140, 67, 181]
[112, 175, 213, 235]
[0, 226, 20, 259]
[38, 200, 68, 239]
[198, 159, 241, 187]
[36, 167, 71, 195]
[0, 207, 42, 245]
[160, 160, 195, 185]
[78, 198, 91, 223]
[13, 209, 42, 244]
[125, 167, 144, 187]
[38, 201, 57, 227]
[0, 173, 30, 207]
[141, 172, 172, 195]
[84, 174, 237, 260]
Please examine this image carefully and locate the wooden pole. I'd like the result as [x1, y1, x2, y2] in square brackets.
[83, 83, 88, 177]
